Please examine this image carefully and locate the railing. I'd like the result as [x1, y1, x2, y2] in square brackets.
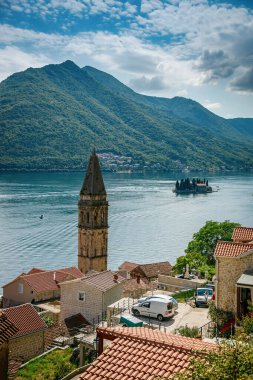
[198, 321, 217, 339]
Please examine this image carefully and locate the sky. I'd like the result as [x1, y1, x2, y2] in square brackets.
[0, 0, 253, 119]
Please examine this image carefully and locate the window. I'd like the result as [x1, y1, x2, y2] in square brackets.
[87, 213, 89, 223]
[78, 291, 85, 301]
[141, 302, 150, 308]
[18, 283, 24, 294]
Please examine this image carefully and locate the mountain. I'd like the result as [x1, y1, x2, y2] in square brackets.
[0, 60, 252, 171]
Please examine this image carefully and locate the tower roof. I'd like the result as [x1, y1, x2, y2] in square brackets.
[80, 149, 106, 196]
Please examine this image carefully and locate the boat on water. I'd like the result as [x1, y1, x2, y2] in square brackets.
[173, 178, 212, 194]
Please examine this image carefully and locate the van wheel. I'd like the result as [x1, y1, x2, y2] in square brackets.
[133, 310, 140, 316]
[157, 314, 163, 322]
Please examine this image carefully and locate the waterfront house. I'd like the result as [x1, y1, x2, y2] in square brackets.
[215, 226, 253, 319]
[3, 303, 47, 363]
[2, 266, 84, 307]
[118, 261, 172, 281]
[60, 270, 125, 324]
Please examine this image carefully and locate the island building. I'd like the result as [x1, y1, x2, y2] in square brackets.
[78, 149, 109, 274]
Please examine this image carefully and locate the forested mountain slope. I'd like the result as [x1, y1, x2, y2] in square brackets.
[0, 60, 252, 171]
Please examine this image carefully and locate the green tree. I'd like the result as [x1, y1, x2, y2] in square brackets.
[174, 334, 253, 380]
[185, 220, 240, 265]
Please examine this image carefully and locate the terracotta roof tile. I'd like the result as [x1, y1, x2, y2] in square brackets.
[138, 262, 172, 278]
[3, 303, 47, 338]
[79, 327, 215, 380]
[232, 227, 253, 242]
[3, 266, 84, 293]
[118, 262, 139, 272]
[214, 241, 253, 258]
[0, 312, 19, 344]
[123, 278, 150, 292]
[81, 271, 125, 292]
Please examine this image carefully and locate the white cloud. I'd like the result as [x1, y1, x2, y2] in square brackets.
[203, 100, 221, 111]
[0, 46, 50, 81]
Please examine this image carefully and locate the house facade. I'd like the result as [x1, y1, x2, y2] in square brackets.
[60, 271, 125, 323]
[0, 312, 18, 380]
[3, 303, 47, 363]
[215, 227, 253, 318]
[2, 266, 84, 307]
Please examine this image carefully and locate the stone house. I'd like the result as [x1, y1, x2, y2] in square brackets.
[60, 270, 125, 324]
[3, 303, 47, 363]
[0, 312, 18, 380]
[118, 261, 172, 281]
[122, 277, 151, 298]
[2, 266, 84, 307]
[215, 227, 253, 319]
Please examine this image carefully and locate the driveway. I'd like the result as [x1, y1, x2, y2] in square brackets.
[133, 303, 210, 333]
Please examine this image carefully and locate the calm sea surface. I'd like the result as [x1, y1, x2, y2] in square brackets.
[0, 171, 252, 287]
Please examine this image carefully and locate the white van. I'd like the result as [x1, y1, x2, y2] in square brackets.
[138, 294, 178, 310]
[132, 298, 176, 321]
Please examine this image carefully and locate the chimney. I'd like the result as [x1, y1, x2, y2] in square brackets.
[113, 273, 118, 283]
[136, 275, 141, 284]
[53, 272, 56, 281]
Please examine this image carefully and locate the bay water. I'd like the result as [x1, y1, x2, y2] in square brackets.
[0, 171, 252, 287]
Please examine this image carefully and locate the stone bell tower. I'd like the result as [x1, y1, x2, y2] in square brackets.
[78, 149, 108, 274]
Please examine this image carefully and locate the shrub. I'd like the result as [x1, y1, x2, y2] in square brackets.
[175, 325, 200, 338]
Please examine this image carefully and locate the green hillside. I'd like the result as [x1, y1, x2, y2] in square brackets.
[0, 60, 252, 171]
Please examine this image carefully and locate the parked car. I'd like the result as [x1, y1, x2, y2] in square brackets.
[195, 288, 213, 307]
[205, 283, 215, 291]
[132, 298, 176, 321]
[138, 294, 178, 310]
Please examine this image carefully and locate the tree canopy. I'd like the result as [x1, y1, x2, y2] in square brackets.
[173, 317, 253, 380]
[185, 220, 240, 265]
[174, 220, 240, 276]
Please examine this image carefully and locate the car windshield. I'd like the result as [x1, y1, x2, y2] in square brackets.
[197, 289, 213, 296]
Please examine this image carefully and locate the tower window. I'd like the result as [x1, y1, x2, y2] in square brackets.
[101, 211, 104, 223]
[94, 213, 97, 224]
[87, 213, 89, 223]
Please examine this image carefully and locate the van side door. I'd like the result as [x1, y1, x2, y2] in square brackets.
[139, 301, 151, 316]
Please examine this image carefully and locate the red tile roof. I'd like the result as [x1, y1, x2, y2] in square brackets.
[3, 304, 47, 339]
[3, 267, 84, 294]
[214, 241, 253, 258]
[118, 262, 139, 272]
[123, 278, 151, 292]
[79, 327, 216, 380]
[138, 262, 172, 278]
[232, 227, 253, 242]
[0, 312, 19, 344]
[82, 271, 125, 292]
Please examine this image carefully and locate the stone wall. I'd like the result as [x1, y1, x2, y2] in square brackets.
[60, 280, 102, 324]
[216, 255, 253, 314]
[0, 342, 9, 380]
[157, 275, 200, 292]
[9, 331, 44, 362]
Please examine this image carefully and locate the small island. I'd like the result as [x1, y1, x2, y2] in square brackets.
[173, 178, 212, 194]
